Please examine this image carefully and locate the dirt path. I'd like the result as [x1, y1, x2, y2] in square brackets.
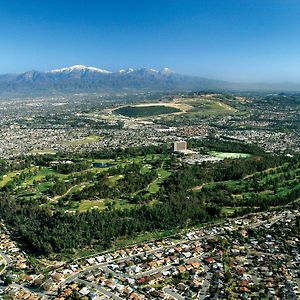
[48, 182, 87, 202]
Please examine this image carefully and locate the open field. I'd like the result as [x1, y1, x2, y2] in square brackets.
[177, 96, 236, 112]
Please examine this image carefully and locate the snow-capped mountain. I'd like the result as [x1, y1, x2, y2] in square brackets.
[0, 65, 228, 96]
[48, 65, 112, 74]
[118, 68, 134, 74]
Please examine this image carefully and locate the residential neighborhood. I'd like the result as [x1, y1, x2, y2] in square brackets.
[1, 206, 299, 299]
[0, 93, 299, 159]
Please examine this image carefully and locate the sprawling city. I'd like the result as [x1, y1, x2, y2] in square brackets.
[1, 1, 300, 300]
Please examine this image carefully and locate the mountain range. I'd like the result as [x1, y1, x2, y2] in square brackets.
[0, 65, 300, 97]
[0, 65, 228, 96]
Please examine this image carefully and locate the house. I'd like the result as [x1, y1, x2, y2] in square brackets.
[150, 289, 160, 297]
[95, 256, 105, 263]
[138, 277, 146, 284]
[79, 287, 90, 296]
[177, 282, 188, 291]
[178, 265, 186, 273]
[51, 272, 63, 283]
[88, 292, 98, 300]
[183, 252, 192, 258]
[191, 261, 200, 269]
[129, 292, 140, 300]
[191, 279, 201, 289]
[205, 257, 215, 264]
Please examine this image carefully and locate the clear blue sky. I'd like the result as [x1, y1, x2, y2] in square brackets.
[1, 0, 300, 82]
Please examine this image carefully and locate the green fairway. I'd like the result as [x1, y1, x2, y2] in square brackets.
[0, 171, 20, 188]
[24, 167, 55, 186]
[147, 168, 171, 194]
[0, 166, 38, 188]
[109, 174, 124, 184]
[140, 164, 152, 174]
[78, 200, 105, 212]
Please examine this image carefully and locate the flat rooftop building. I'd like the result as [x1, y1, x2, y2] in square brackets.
[173, 141, 187, 153]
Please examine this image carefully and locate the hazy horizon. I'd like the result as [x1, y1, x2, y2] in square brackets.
[1, 0, 300, 83]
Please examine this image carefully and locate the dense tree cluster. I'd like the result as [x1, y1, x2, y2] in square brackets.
[0, 190, 215, 255]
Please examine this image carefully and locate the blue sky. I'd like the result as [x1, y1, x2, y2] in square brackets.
[1, 0, 300, 82]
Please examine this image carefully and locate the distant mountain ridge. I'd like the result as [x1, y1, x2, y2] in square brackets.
[0, 65, 228, 96]
[1, 65, 300, 96]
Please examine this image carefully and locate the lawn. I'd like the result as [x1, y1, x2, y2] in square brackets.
[93, 158, 115, 163]
[208, 151, 251, 159]
[221, 206, 239, 216]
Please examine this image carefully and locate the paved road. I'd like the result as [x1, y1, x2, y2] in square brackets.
[61, 229, 214, 287]
[77, 278, 123, 300]
[61, 246, 165, 287]
[134, 255, 203, 279]
[0, 251, 11, 265]
[163, 287, 185, 300]
[198, 266, 211, 300]
[0, 251, 11, 275]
